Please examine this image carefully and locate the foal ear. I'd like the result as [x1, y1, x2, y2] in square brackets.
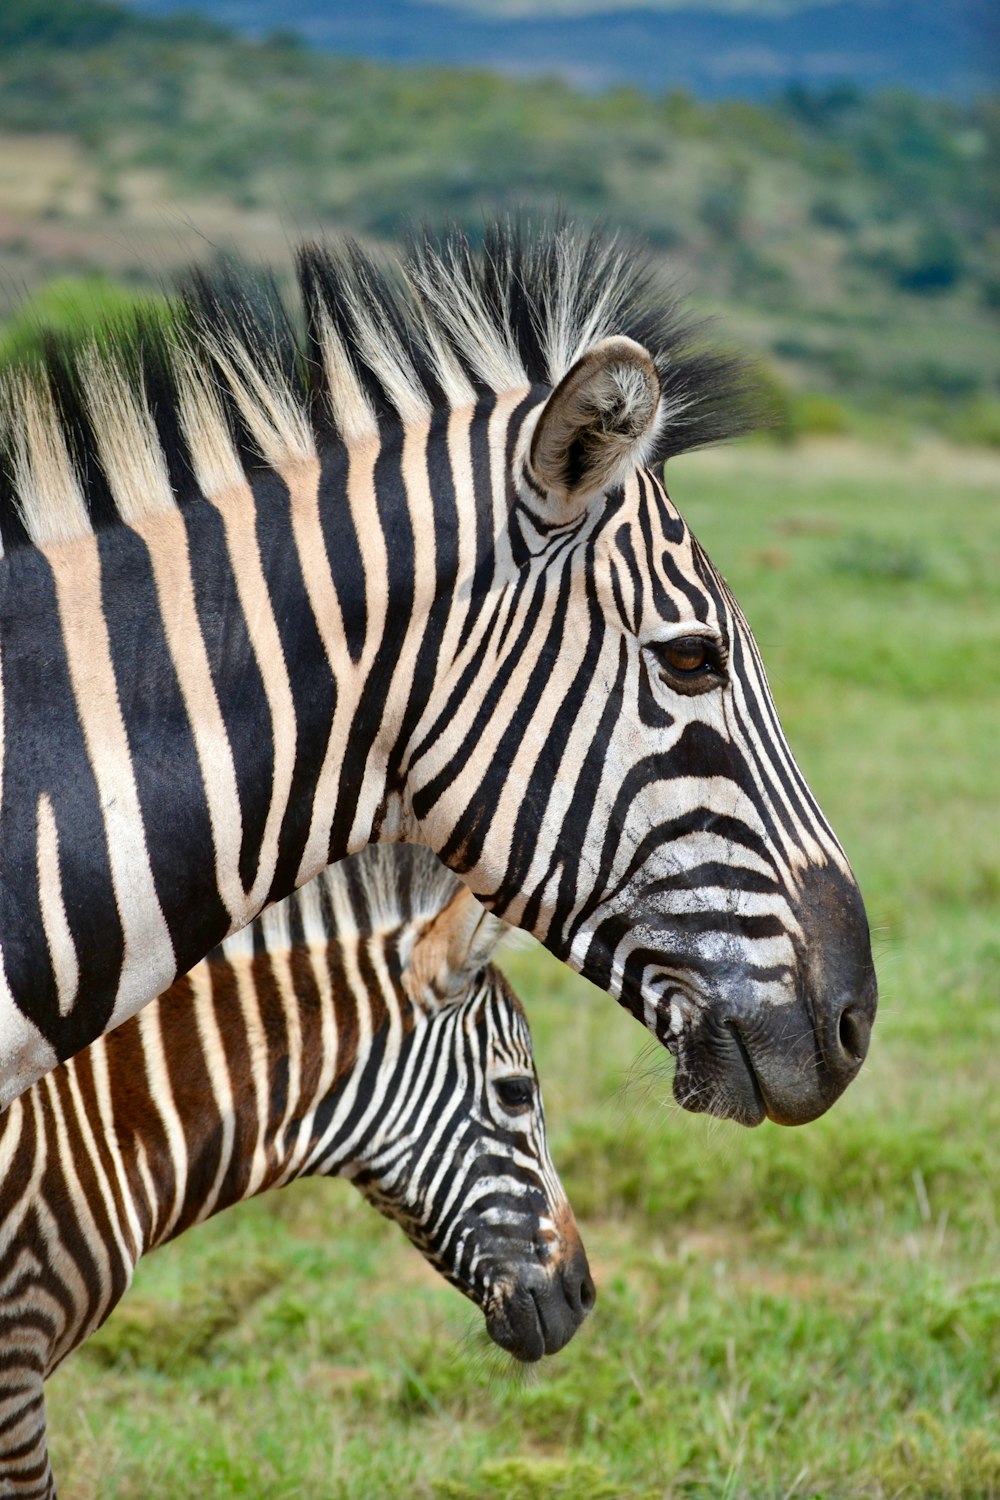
[406, 885, 506, 1003]
[528, 335, 661, 514]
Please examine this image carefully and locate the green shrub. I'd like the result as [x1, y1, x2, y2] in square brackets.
[829, 532, 928, 582]
[0, 275, 175, 366]
[950, 396, 1000, 448]
[754, 367, 853, 444]
[790, 392, 852, 437]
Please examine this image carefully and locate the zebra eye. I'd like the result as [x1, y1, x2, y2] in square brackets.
[495, 1076, 534, 1112]
[647, 634, 725, 693]
[664, 637, 709, 673]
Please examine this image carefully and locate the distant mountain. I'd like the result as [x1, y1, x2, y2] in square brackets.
[124, 0, 997, 99]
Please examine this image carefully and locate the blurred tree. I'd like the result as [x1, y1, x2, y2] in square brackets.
[893, 223, 966, 294]
[699, 168, 748, 240]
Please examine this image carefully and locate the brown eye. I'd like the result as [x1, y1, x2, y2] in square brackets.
[647, 634, 725, 695]
[663, 637, 709, 674]
[495, 1077, 534, 1111]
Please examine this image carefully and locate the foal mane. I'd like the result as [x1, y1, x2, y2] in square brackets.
[0, 219, 758, 553]
[220, 845, 499, 970]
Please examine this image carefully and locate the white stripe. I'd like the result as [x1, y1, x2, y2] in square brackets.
[136, 1004, 189, 1246]
[47, 536, 176, 1034]
[35, 794, 80, 1018]
[62, 1051, 138, 1277]
[189, 960, 237, 1224]
[133, 508, 249, 926]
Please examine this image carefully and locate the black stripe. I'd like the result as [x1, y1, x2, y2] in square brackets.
[316, 442, 367, 666]
[96, 523, 228, 977]
[0, 547, 122, 1057]
[250, 465, 339, 904]
[326, 422, 413, 856]
[183, 489, 274, 896]
[385, 409, 460, 791]
[455, 391, 500, 659]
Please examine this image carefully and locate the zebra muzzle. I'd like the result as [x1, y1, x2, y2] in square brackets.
[672, 968, 876, 1127]
[487, 1249, 595, 1361]
[668, 856, 878, 1127]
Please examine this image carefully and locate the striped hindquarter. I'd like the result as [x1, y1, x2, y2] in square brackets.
[0, 220, 874, 1127]
[0, 846, 592, 1500]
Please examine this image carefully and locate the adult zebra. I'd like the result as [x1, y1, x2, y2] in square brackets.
[0, 220, 876, 1122]
[0, 844, 591, 1499]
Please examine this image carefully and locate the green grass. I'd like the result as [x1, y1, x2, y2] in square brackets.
[46, 440, 1000, 1499]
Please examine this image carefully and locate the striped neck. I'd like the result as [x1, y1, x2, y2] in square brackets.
[100, 918, 420, 1254]
[86, 847, 497, 1252]
[0, 391, 522, 1102]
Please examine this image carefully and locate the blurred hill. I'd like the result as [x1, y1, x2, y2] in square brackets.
[0, 0, 997, 442]
[123, 0, 997, 101]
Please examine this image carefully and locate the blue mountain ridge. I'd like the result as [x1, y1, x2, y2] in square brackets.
[125, 0, 997, 99]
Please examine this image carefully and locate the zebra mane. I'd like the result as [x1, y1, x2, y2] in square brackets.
[318, 844, 476, 938]
[224, 844, 504, 964]
[0, 219, 759, 554]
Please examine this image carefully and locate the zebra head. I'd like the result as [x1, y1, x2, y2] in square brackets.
[400, 227, 877, 1129]
[341, 872, 593, 1362]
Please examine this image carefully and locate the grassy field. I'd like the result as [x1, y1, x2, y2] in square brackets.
[45, 438, 1000, 1499]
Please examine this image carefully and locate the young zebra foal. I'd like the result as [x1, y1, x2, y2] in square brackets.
[0, 846, 592, 1500]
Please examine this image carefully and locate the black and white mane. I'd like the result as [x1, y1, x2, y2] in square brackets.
[0, 220, 756, 553]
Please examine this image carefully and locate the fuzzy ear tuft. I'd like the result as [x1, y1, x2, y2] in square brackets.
[528, 335, 661, 511]
[405, 885, 506, 1004]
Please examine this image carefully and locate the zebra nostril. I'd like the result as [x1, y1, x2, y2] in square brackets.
[837, 1005, 870, 1066]
[561, 1253, 596, 1319]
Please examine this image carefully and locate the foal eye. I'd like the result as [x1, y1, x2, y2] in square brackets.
[495, 1076, 534, 1111]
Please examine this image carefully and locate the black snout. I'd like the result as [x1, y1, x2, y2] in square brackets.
[487, 1246, 595, 1362]
[746, 860, 876, 1125]
[561, 1248, 597, 1322]
[798, 857, 877, 1073]
[674, 858, 877, 1127]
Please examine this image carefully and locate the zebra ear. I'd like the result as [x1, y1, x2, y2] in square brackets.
[406, 885, 506, 1003]
[527, 336, 662, 514]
